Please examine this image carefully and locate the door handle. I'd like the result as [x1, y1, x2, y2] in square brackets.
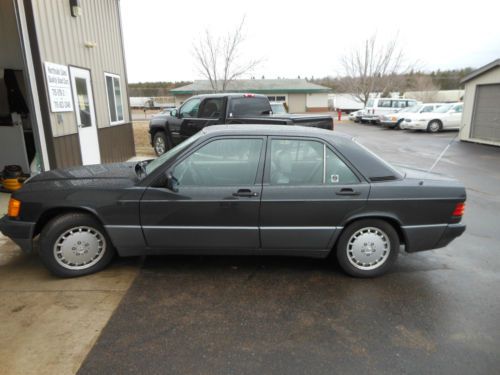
[335, 188, 361, 196]
[232, 189, 259, 198]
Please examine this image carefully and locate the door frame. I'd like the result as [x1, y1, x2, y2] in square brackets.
[69, 66, 101, 165]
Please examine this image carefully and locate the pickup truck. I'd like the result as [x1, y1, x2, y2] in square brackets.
[149, 93, 334, 155]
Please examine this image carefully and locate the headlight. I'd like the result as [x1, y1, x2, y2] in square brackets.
[405, 118, 411, 122]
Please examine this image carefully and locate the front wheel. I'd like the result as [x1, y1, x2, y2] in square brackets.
[39, 213, 116, 277]
[336, 219, 399, 277]
[153, 131, 170, 156]
[427, 120, 441, 133]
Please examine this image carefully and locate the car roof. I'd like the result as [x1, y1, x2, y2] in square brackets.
[201, 124, 350, 140]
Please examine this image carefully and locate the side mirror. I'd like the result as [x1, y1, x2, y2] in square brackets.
[170, 109, 178, 117]
[166, 173, 179, 192]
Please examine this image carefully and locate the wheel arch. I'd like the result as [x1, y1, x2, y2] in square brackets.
[334, 213, 407, 251]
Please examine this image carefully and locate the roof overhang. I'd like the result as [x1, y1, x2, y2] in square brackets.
[460, 58, 500, 84]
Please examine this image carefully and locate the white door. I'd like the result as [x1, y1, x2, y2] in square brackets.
[445, 104, 463, 129]
[69, 67, 101, 165]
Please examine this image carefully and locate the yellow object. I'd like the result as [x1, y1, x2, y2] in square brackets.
[2, 178, 23, 191]
[7, 198, 21, 218]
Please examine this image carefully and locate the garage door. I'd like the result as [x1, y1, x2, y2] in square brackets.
[288, 94, 306, 113]
[471, 84, 500, 142]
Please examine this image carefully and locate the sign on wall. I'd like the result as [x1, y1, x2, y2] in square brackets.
[44, 62, 74, 112]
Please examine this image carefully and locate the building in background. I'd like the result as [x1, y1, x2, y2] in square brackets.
[0, 0, 135, 174]
[460, 59, 500, 147]
[171, 79, 331, 113]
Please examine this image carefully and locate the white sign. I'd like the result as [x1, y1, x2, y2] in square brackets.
[44, 62, 74, 112]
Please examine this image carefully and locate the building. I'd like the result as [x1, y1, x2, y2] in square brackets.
[0, 0, 135, 175]
[460, 59, 500, 147]
[170, 79, 332, 113]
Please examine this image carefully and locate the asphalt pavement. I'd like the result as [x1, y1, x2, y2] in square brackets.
[78, 123, 500, 375]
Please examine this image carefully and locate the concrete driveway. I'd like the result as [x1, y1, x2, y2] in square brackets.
[2, 122, 500, 374]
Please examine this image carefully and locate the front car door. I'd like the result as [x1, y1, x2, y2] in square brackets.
[259, 137, 370, 254]
[140, 136, 265, 251]
[180, 97, 225, 139]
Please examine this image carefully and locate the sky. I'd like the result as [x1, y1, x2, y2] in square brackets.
[120, 0, 500, 83]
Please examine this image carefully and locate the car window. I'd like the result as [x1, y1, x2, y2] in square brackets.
[198, 98, 223, 118]
[366, 99, 374, 107]
[421, 105, 434, 113]
[270, 139, 358, 185]
[453, 104, 463, 113]
[172, 138, 263, 187]
[378, 100, 392, 108]
[228, 97, 271, 117]
[180, 98, 201, 118]
[392, 100, 405, 109]
[433, 103, 454, 113]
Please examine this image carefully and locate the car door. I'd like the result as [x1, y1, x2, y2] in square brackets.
[259, 137, 370, 252]
[445, 104, 462, 128]
[179, 97, 225, 140]
[140, 136, 265, 251]
[167, 98, 201, 145]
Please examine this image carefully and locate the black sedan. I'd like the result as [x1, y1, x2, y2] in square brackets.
[0, 125, 466, 278]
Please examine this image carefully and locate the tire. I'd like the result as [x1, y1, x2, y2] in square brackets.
[360, 119, 368, 124]
[39, 213, 116, 277]
[427, 120, 442, 133]
[395, 120, 404, 130]
[336, 219, 399, 278]
[153, 131, 171, 156]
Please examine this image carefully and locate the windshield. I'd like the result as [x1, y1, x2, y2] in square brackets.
[433, 103, 453, 113]
[145, 131, 204, 174]
[366, 99, 374, 108]
[402, 105, 422, 113]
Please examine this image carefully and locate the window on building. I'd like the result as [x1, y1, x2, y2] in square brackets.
[105, 73, 124, 124]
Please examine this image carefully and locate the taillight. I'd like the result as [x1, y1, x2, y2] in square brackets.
[452, 202, 465, 217]
[7, 198, 21, 218]
[243, 93, 255, 98]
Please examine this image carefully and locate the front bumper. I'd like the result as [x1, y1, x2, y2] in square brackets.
[361, 115, 380, 121]
[403, 223, 466, 252]
[380, 120, 399, 128]
[0, 215, 36, 252]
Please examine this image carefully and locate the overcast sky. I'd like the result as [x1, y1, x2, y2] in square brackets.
[120, 0, 500, 83]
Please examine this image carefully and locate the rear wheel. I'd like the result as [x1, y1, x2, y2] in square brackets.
[336, 219, 399, 277]
[427, 120, 441, 133]
[39, 213, 115, 277]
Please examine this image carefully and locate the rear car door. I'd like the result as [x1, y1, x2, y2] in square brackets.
[259, 137, 370, 252]
[445, 104, 462, 128]
[140, 136, 265, 250]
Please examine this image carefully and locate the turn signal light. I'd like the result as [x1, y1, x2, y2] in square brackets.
[452, 202, 465, 217]
[7, 198, 21, 218]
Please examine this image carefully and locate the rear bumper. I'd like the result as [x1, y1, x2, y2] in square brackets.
[0, 215, 36, 252]
[403, 223, 466, 252]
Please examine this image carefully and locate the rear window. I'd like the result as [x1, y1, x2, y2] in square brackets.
[228, 97, 271, 117]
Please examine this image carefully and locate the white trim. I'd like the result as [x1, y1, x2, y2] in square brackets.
[14, 0, 50, 171]
[104, 72, 125, 126]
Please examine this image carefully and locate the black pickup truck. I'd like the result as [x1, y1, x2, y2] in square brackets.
[149, 93, 334, 155]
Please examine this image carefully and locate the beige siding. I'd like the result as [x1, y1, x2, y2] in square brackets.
[288, 93, 306, 113]
[0, 0, 24, 69]
[31, 0, 129, 137]
[460, 67, 500, 146]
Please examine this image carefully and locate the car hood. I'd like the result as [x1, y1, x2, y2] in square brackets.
[24, 162, 140, 190]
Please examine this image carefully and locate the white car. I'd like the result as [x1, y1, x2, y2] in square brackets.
[401, 102, 463, 133]
[348, 110, 363, 122]
[361, 98, 419, 123]
[379, 103, 444, 129]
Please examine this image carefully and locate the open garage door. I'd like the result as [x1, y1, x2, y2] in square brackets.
[471, 84, 500, 142]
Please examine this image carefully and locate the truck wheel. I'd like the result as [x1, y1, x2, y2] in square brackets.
[336, 219, 399, 278]
[153, 132, 170, 155]
[39, 213, 116, 278]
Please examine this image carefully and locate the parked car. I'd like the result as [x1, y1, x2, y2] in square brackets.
[380, 103, 444, 129]
[270, 101, 288, 115]
[361, 98, 419, 124]
[0, 125, 466, 278]
[348, 110, 363, 122]
[401, 102, 463, 133]
[149, 93, 334, 155]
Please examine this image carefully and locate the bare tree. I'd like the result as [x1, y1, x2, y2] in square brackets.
[337, 33, 413, 105]
[193, 17, 260, 92]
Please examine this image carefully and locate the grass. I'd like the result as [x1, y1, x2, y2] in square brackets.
[133, 121, 155, 157]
